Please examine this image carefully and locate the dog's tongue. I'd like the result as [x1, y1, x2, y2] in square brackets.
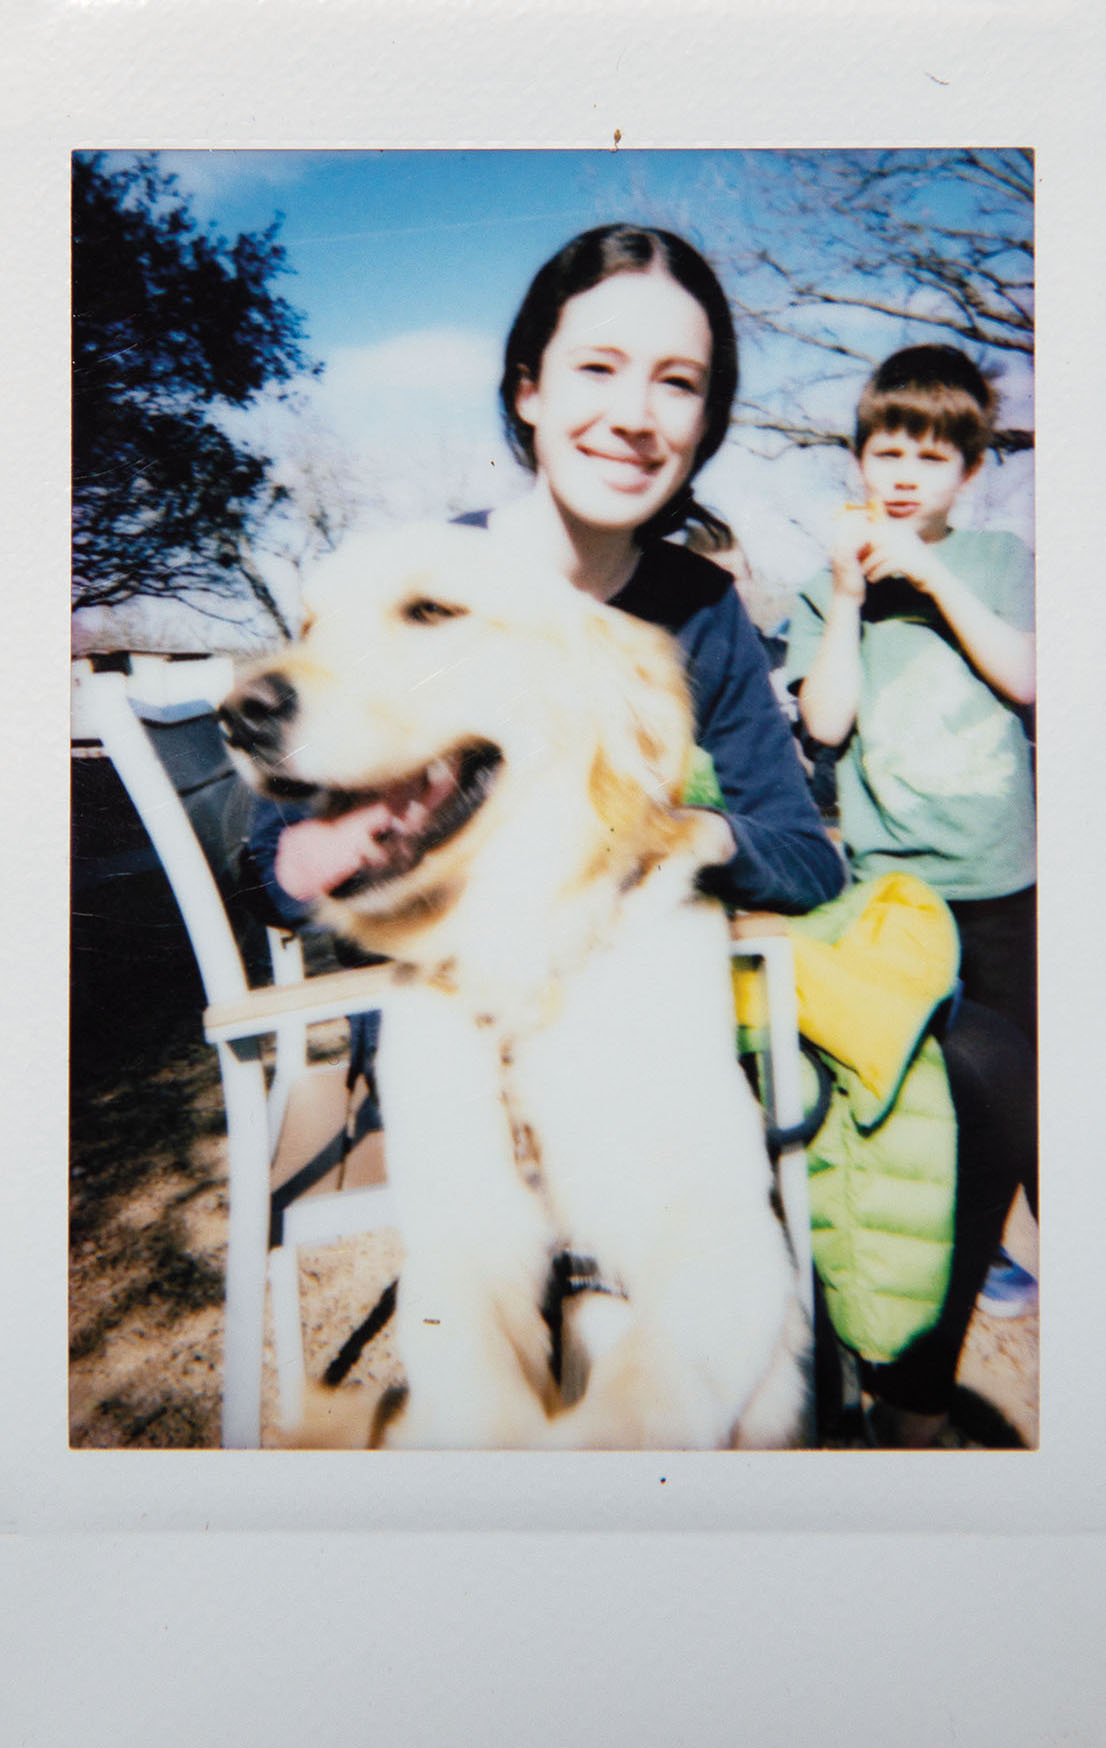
[274, 805, 399, 902]
[274, 763, 458, 903]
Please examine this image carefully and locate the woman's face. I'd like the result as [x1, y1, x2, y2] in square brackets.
[515, 267, 712, 534]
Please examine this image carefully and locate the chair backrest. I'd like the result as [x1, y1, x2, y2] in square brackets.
[71, 656, 250, 1008]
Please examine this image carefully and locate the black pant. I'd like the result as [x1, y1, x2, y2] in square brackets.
[949, 884, 1038, 1218]
[861, 997, 1036, 1416]
[949, 885, 1037, 1051]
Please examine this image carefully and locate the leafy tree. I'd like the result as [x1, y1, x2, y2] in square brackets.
[72, 152, 319, 636]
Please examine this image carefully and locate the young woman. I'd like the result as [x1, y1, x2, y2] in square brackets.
[456, 223, 844, 916]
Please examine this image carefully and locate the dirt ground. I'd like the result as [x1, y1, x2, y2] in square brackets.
[69, 896, 1039, 1451]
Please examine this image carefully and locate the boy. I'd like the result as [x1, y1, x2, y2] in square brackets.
[786, 344, 1037, 1325]
[786, 344, 1036, 1050]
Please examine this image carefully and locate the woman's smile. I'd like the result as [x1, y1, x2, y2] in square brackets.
[578, 443, 664, 487]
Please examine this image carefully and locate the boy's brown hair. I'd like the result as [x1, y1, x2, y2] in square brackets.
[855, 344, 998, 469]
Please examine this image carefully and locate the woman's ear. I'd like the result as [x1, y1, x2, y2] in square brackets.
[514, 367, 539, 429]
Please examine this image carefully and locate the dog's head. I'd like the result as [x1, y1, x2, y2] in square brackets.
[220, 522, 710, 963]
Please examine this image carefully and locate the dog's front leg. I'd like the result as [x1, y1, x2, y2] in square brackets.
[532, 1213, 808, 1451]
[375, 985, 557, 1449]
[378, 1260, 556, 1449]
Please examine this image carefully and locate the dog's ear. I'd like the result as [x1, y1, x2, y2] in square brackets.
[584, 605, 693, 804]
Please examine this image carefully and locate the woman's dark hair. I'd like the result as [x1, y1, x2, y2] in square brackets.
[855, 344, 998, 469]
[499, 224, 738, 545]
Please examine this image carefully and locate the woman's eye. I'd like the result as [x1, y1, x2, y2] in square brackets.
[663, 374, 701, 395]
[579, 360, 613, 376]
[402, 597, 467, 625]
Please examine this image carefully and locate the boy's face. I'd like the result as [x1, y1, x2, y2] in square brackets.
[858, 426, 978, 542]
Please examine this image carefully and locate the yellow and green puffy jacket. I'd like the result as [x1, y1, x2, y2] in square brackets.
[736, 874, 960, 1364]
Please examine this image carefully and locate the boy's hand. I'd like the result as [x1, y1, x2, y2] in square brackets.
[856, 519, 942, 595]
[829, 508, 872, 602]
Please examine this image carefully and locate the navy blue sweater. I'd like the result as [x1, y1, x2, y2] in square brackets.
[605, 539, 843, 914]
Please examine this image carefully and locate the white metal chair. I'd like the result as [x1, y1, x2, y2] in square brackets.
[72, 654, 814, 1446]
[730, 933, 815, 1324]
[72, 656, 396, 1445]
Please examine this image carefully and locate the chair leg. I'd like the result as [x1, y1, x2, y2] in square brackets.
[217, 1039, 273, 1448]
[268, 1245, 307, 1433]
[731, 939, 816, 1322]
[777, 1143, 815, 1323]
[810, 1272, 867, 1446]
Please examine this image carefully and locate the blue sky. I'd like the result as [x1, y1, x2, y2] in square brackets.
[97, 149, 1035, 615]
[152, 149, 785, 351]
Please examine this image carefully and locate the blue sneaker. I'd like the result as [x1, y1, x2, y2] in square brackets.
[979, 1248, 1038, 1319]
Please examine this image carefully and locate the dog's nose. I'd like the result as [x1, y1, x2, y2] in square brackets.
[218, 671, 299, 761]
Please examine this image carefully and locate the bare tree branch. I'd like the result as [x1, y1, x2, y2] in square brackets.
[702, 148, 1034, 455]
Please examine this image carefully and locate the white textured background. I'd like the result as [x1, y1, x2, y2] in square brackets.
[3, 0, 1105, 1738]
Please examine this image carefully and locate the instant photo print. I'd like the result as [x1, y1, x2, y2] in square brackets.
[69, 148, 1039, 1462]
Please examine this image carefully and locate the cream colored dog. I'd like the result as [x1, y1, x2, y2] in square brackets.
[221, 523, 808, 1448]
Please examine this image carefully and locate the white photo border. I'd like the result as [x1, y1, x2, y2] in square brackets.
[5, 0, 1105, 1545]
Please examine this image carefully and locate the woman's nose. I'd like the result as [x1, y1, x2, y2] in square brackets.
[607, 371, 653, 433]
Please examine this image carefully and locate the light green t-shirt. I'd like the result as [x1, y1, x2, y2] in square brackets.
[786, 528, 1036, 900]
